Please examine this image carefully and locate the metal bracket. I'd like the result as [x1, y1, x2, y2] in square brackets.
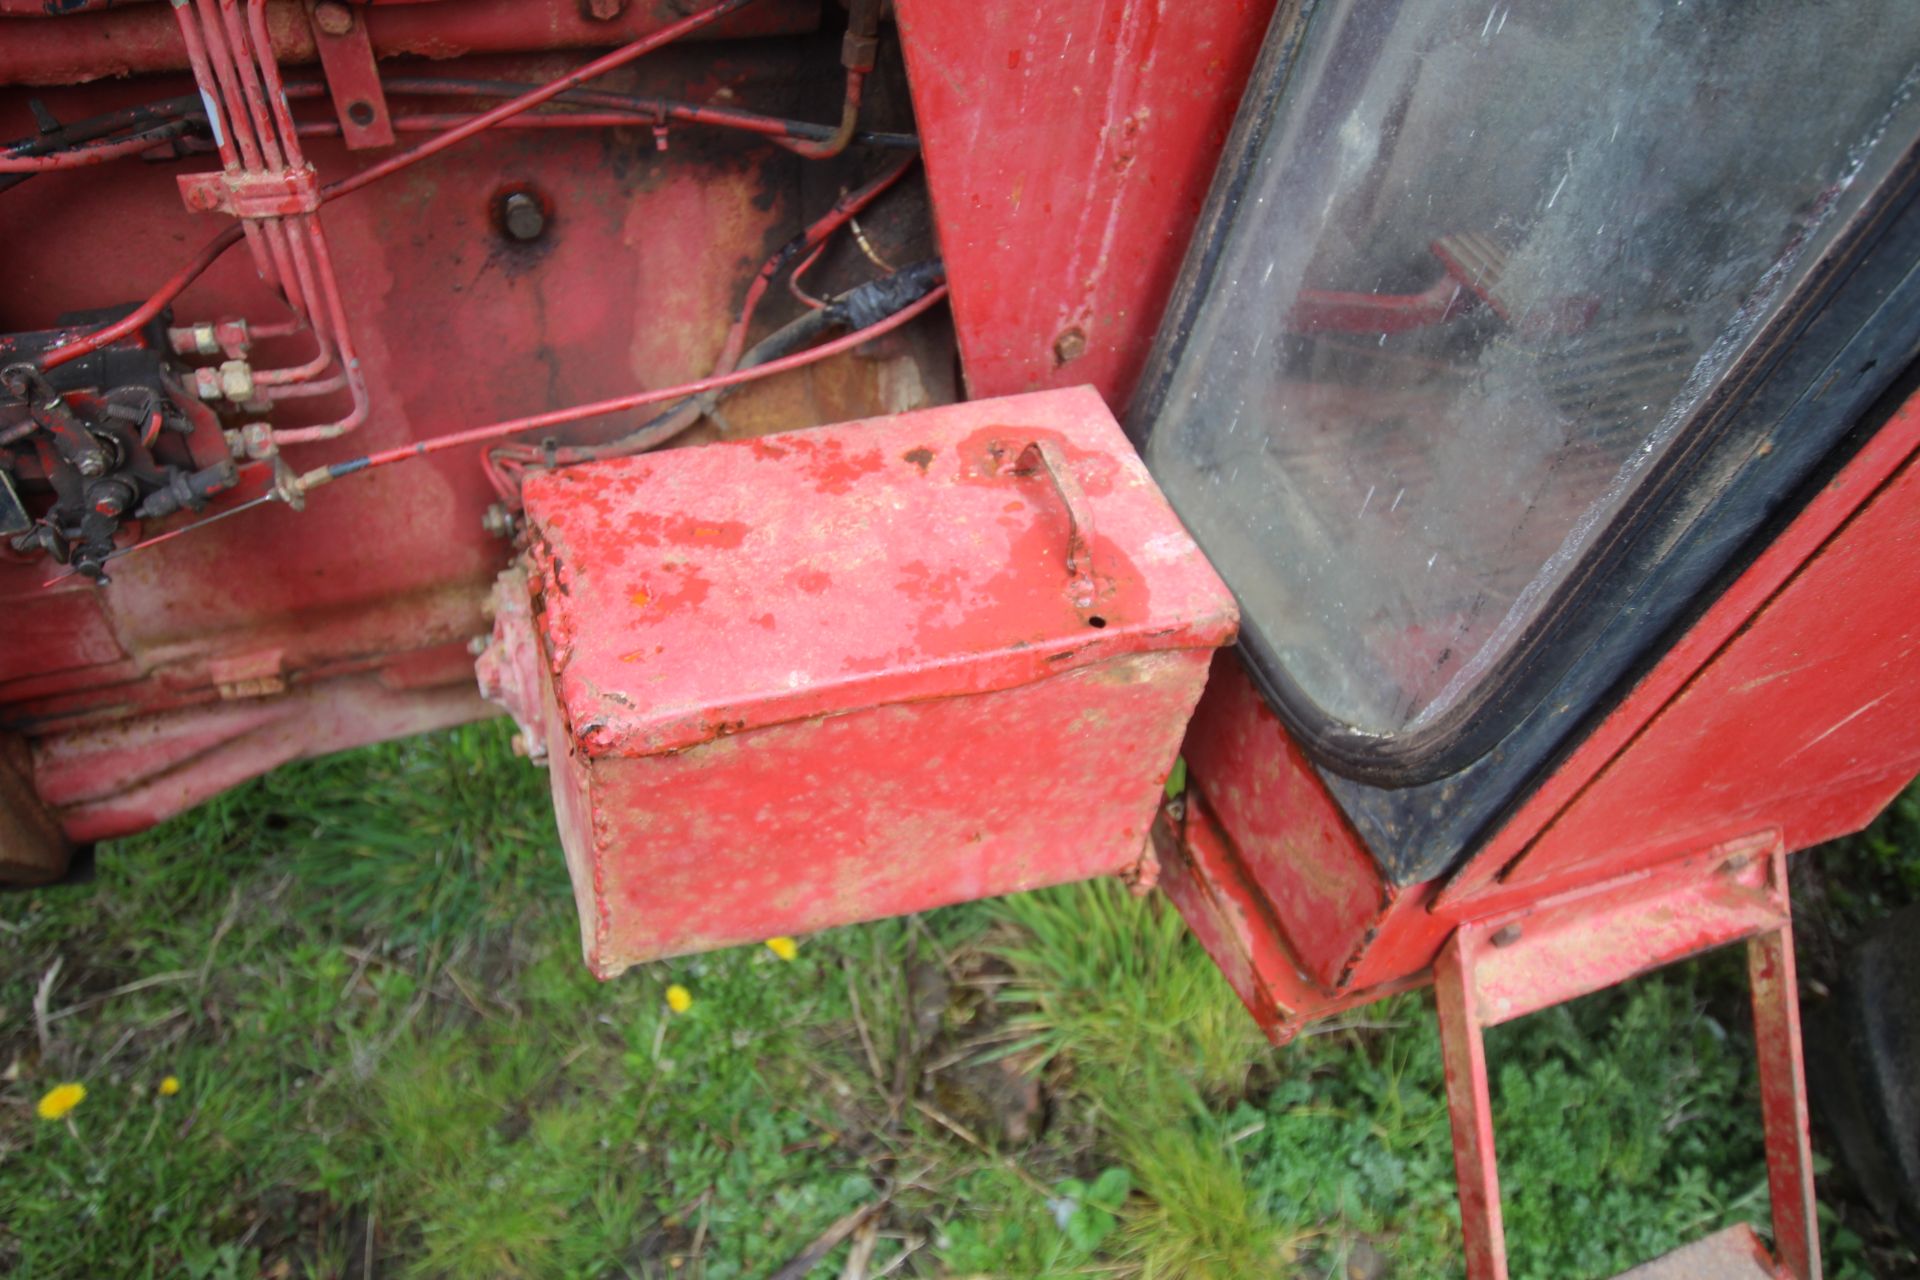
[306, 0, 395, 150]
[177, 163, 321, 218]
[1153, 796, 1430, 1044]
[1433, 832, 1819, 1280]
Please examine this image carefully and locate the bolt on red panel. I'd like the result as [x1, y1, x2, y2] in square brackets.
[486, 387, 1238, 975]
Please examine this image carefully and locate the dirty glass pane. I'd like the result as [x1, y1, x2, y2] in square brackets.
[1143, 1, 1920, 737]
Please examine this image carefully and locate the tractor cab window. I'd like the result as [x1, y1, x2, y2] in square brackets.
[1135, 1, 1920, 766]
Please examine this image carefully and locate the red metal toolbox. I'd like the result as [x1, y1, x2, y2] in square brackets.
[480, 386, 1237, 975]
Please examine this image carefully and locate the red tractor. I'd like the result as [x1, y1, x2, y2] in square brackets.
[6, 3, 1920, 1275]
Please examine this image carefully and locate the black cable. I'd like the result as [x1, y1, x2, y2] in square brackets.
[0, 94, 203, 158]
[822, 259, 945, 330]
[1, 102, 207, 196]
[571, 257, 946, 460]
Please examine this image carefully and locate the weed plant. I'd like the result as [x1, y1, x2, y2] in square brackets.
[1, 720, 1914, 1277]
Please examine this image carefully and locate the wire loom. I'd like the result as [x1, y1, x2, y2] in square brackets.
[6, 0, 944, 569]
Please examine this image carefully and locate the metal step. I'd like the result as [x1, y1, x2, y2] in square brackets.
[1611, 1225, 1782, 1280]
[1435, 841, 1815, 1280]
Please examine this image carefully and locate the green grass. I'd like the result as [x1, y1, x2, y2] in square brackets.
[1, 719, 1916, 1278]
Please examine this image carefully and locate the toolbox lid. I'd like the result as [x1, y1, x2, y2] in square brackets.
[520, 386, 1238, 757]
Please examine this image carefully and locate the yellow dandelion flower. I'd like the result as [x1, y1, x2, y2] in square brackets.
[35, 1082, 85, 1121]
[665, 983, 693, 1014]
[764, 936, 798, 962]
[159, 1076, 181, 1097]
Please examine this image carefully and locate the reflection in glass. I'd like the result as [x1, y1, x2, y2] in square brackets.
[1144, 2, 1920, 735]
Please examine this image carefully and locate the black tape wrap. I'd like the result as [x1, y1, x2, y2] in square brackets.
[826, 259, 945, 332]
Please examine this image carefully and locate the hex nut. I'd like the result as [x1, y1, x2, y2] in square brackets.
[218, 360, 255, 403]
[90, 483, 130, 517]
[241, 421, 277, 460]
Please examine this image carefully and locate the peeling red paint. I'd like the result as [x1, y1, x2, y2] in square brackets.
[808, 442, 887, 494]
[501, 387, 1237, 970]
[895, 0, 1280, 406]
[622, 562, 711, 625]
[614, 513, 752, 549]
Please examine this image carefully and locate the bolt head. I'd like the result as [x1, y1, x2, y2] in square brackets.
[481, 503, 516, 538]
[76, 454, 106, 478]
[1052, 325, 1088, 366]
[501, 192, 547, 243]
[313, 1, 354, 36]
[1490, 923, 1524, 948]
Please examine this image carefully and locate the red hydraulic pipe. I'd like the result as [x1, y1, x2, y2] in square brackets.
[284, 110, 684, 138]
[787, 241, 829, 309]
[321, 0, 758, 204]
[272, 85, 913, 149]
[255, 210, 337, 387]
[251, 323, 333, 387]
[265, 366, 349, 400]
[782, 72, 864, 160]
[216, 0, 287, 171]
[30, 0, 771, 413]
[170, 0, 283, 291]
[243, 0, 305, 167]
[294, 285, 949, 492]
[268, 217, 369, 441]
[165, 4, 239, 169]
[37, 224, 246, 372]
[191, 0, 266, 171]
[782, 0, 877, 159]
[363, 75, 913, 150]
